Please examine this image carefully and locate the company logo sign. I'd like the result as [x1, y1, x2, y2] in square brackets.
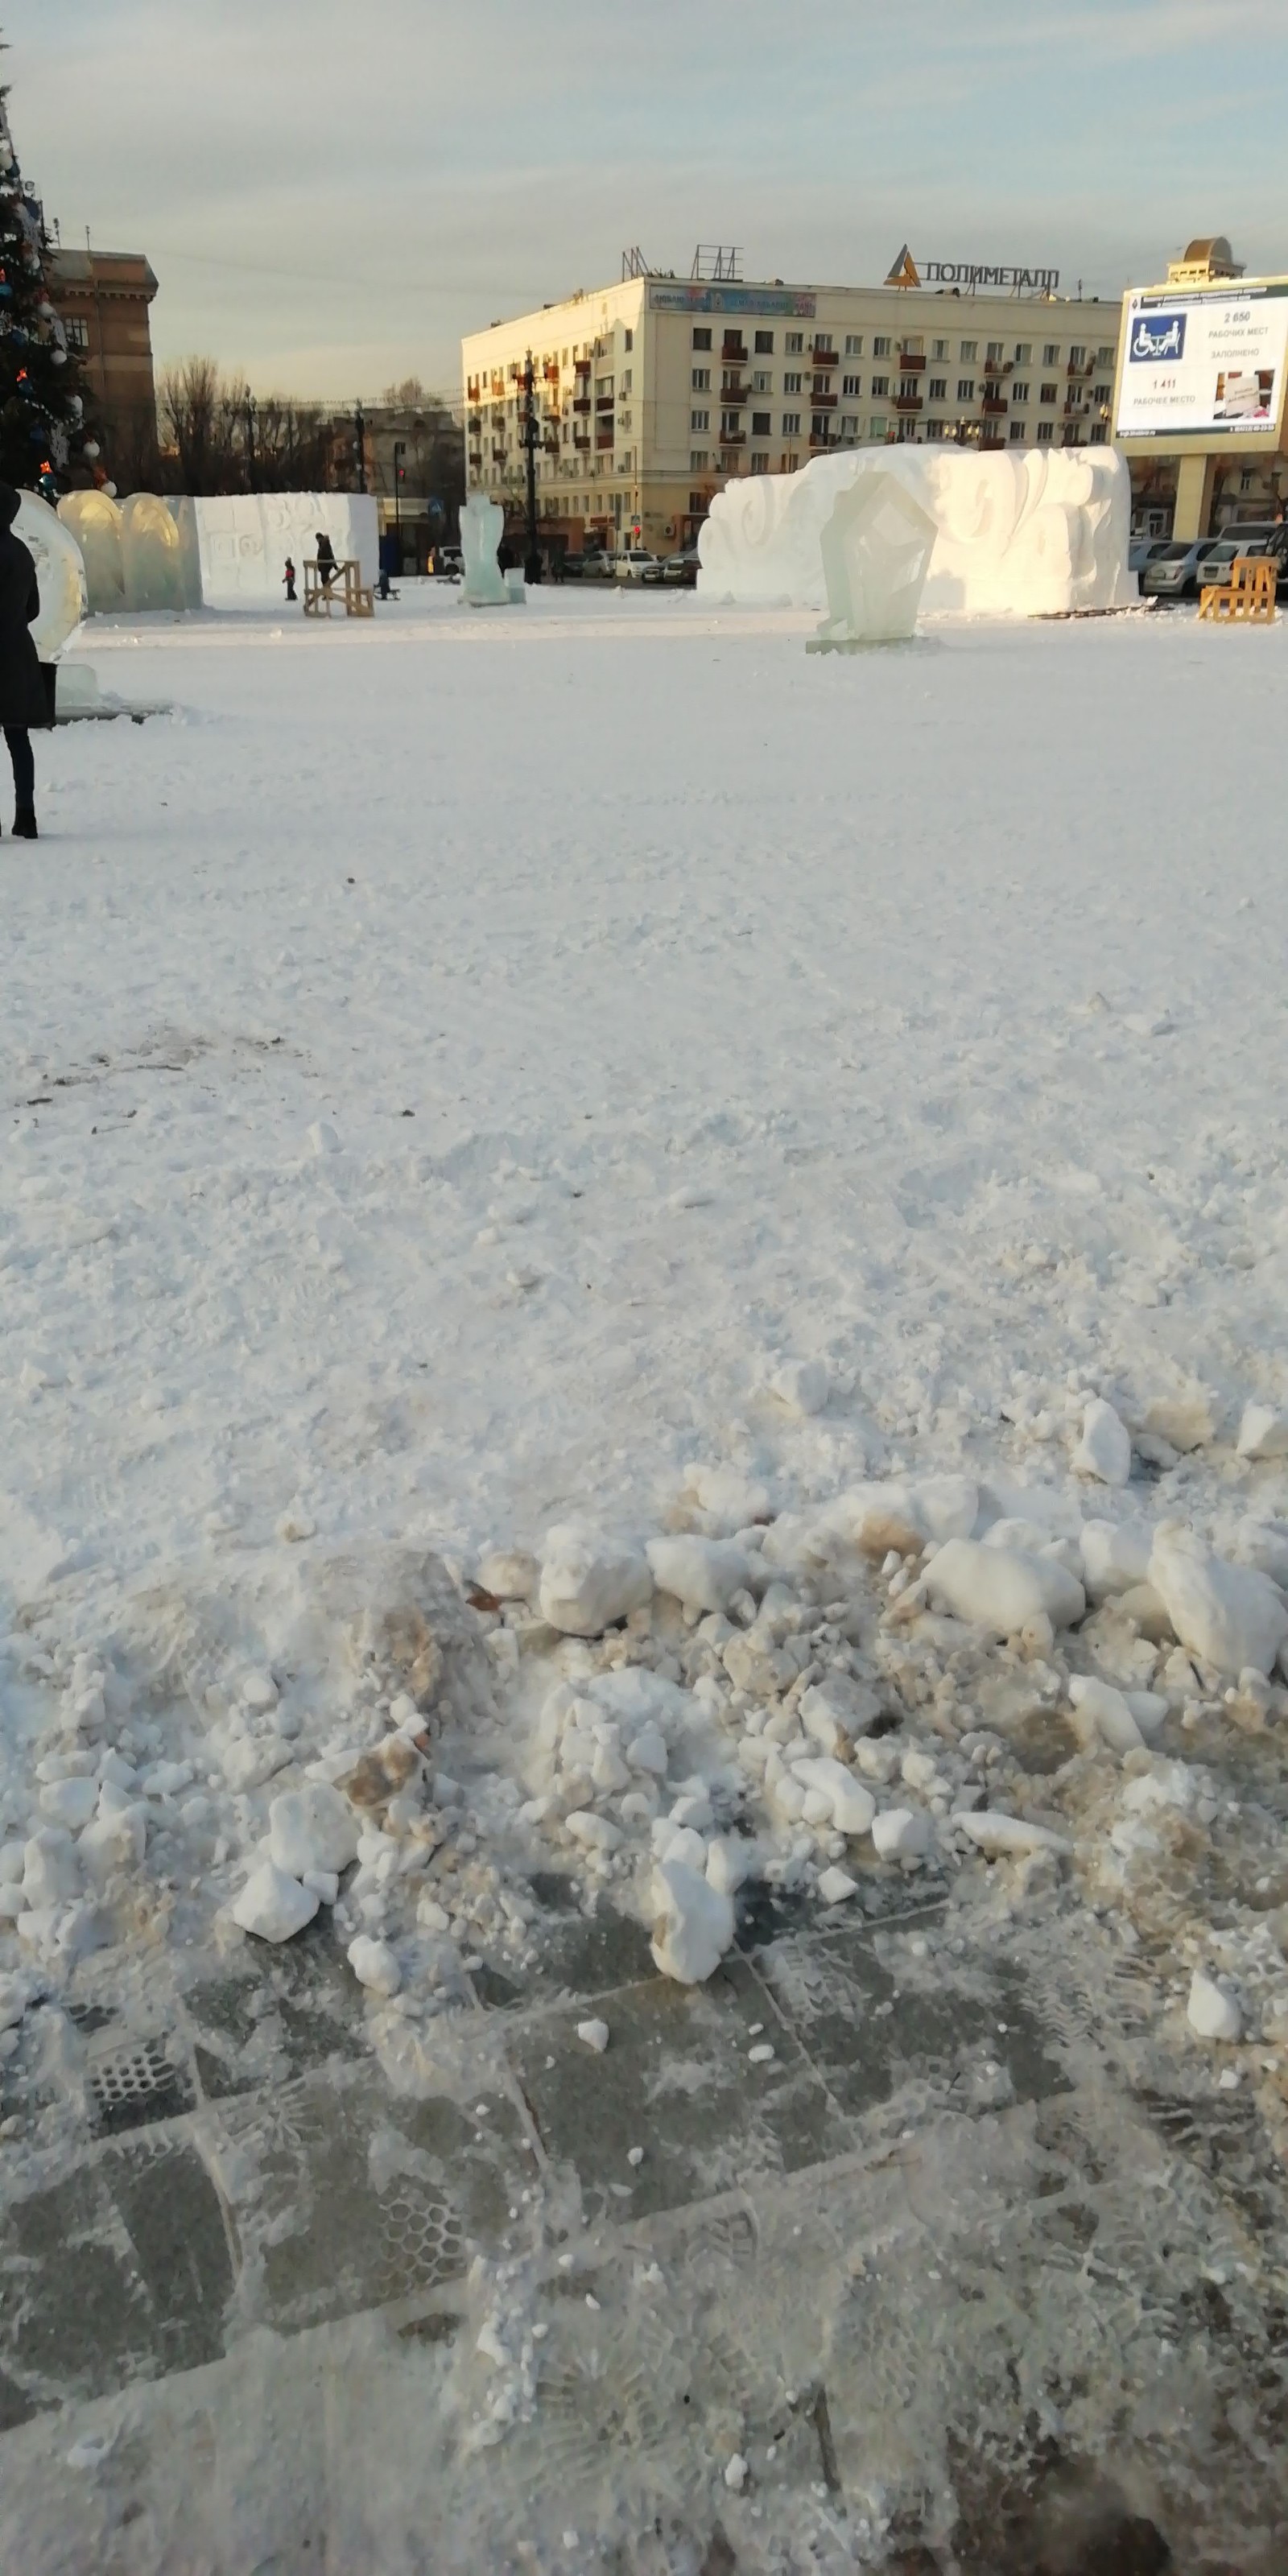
[1130, 312, 1187, 362]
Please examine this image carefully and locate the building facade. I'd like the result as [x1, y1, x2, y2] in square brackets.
[1112, 237, 1288, 539]
[47, 246, 159, 485]
[462, 264, 1121, 557]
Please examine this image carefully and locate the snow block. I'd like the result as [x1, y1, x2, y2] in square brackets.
[698, 444, 1133, 621]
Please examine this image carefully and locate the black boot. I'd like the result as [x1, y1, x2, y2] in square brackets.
[12, 808, 36, 838]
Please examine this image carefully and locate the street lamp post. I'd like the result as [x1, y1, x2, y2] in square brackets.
[393, 439, 406, 557]
[245, 391, 257, 493]
[522, 349, 543, 583]
[354, 400, 367, 493]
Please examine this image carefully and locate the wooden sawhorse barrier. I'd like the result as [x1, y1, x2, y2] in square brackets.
[303, 559, 375, 618]
[1199, 557, 1278, 622]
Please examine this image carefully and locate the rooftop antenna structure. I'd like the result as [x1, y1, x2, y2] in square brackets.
[621, 246, 657, 281]
[691, 245, 742, 282]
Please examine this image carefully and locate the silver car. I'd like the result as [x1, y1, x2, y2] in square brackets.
[1139, 538, 1225, 601]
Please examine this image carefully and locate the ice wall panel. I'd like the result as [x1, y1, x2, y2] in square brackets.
[697, 446, 1134, 620]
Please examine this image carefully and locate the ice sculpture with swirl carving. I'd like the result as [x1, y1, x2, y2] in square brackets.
[696, 444, 1134, 618]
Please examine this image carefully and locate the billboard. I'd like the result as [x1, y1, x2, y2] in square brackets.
[1116, 281, 1288, 439]
[647, 283, 815, 319]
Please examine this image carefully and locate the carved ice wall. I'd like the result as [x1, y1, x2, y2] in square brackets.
[57, 491, 378, 613]
[697, 445, 1135, 621]
[458, 491, 508, 606]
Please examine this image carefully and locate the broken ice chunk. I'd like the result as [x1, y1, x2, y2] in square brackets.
[1072, 1398, 1132, 1487]
[576, 2017, 609, 2054]
[650, 1859, 734, 1984]
[1187, 1969, 1241, 2042]
[232, 1863, 320, 1943]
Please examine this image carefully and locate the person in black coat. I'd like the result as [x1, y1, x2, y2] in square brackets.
[0, 483, 49, 839]
[315, 530, 338, 591]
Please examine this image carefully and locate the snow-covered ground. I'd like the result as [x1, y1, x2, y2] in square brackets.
[5, 583, 1288, 2566]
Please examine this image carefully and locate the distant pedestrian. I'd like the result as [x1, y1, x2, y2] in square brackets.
[315, 530, 338, 591]
[0, 483, 51, 840]
[283, 555, 297, 601]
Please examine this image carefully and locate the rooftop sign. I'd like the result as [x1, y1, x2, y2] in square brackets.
[648, 282, 815, 318]
[921, 259, 1060, 293]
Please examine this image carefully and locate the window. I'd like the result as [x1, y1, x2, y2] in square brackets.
[1092, 383, 1110, 407]
[691, 367, 710, 390]
[842, 373, 861, 397]
[750, 450, 769, 471]
[873, 335, 891, 357]
[786, 331, 803, 353]
[692, 326, 712, 350]
[1013, 342, 1031, 365]
[720, 410, 741, 436]
[960, 340, 977, 361]
[782, 411, 801, 435]
[1039, 382, 1057, 405]
[811, 413, 831, 439]
[690, 451, 708, 471]
[931, 337, 947, 360]
[1042, 342, 1059, 366]
[688, 490, 707, 512]
[870, 374, 889, 397]
[1090, 423, 1108, 444]
[1009, 421, 1026, 442]
[783, 370, 803, 394]
[898, 336, 923, 357]
[1096, 345, 1115, 368]
[840, 415, 858, 439]
[754, 329, 774, 354]
[814, 332, 833, 352]
[870, 416, 889, 440]
[1010, 382, 1029, 405]
[752, 411, 771, 436]
[752, 369, 772, 393]
[844, 332, 863, 354]
[957, 378, 975, 401]
[621, 369, 632, 394]
[928, 376, 947, 400]
[64, 316, 89, 349]
[691, 409, 709, 431]
[1068, 345, 1085, 367]
[986, 341, 1003, 363]
[1036, 421, 1054, 442]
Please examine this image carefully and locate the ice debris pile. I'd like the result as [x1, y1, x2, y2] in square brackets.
[3, 1395, 1288, 2140]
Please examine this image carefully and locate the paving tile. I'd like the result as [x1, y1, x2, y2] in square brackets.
[756, 1921, 1068, 2122]
[506, 1952, 852, 2223]
[231, 2068, 529, 2337]
[468, 1874, 654, 2012]
[182, 1912, 371, 2099]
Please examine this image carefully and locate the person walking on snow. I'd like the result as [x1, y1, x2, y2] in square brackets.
[0, 483, 51, 840]
[283, 555, 297, 601]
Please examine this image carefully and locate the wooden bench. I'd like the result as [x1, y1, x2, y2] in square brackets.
[1199, 556, 1278, 622]
[303, 558, 375, 619]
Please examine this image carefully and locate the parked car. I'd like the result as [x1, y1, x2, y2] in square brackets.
[1138, 538, 1226, 601]
[1128, 537, 1172, 574]
[641, 548, 701, 586]
[614, 547, 662, 582]
[563, 547, 613, 580]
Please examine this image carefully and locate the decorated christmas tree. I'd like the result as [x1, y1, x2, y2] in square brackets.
[0, 51, 100, 497]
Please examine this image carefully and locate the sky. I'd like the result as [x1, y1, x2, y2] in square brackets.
[12, 0, 1288, 404]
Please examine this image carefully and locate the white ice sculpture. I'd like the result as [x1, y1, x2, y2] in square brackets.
[122, 493, 194, 613]
[806, 471, 937, 650]
[697, 444, 1135, 621]
[15, 489, 86, 657]
[459, 490, 509, 607]
[57, 490, 125, 612]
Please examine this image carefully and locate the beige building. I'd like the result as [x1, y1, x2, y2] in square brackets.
[1112, 237, 1288, 539]
[462, 257, 1120, 557]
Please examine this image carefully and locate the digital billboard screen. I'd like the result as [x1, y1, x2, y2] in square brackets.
[1115, 282, 1288, 439]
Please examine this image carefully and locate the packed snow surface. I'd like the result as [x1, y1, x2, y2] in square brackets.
[4, 584, 1288, 2563]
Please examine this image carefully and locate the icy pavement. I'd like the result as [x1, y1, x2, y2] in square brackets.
[2, 588, 1288, 2570]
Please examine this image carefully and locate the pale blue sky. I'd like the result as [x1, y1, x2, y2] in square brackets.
[13, 0, 1288, 400]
